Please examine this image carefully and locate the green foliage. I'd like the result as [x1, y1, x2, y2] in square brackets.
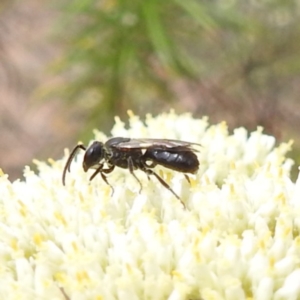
[51, 0, 300, 137]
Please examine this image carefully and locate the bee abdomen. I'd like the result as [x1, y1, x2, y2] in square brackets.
[145, 149, 199, 173]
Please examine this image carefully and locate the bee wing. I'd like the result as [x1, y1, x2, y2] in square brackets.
[114, 138, 201, 151]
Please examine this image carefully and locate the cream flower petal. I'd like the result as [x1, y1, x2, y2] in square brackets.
[0, 111, 298, 300]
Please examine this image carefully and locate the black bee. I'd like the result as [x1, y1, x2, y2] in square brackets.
[62, 137, 200, 205]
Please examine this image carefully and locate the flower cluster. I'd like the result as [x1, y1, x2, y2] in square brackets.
[0, 111, 299, 300]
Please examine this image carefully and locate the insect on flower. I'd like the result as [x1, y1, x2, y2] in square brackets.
[62, 137, 200, 206]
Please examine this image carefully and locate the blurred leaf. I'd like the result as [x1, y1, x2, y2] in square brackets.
[43, 0, 300, 148]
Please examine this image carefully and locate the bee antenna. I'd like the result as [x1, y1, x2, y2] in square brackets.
[62, 144, 86, 185]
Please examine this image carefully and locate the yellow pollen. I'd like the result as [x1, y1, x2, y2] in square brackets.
[172, 270, 183, 280]
[204, 175, 211, 185]
[82, 271, 90, 280]
[100, 210, 107, 218]
[76, 271, 89, 283]
[294, 236, 300, 247]
[20, 207, 27, 217]
[269, 256, 275, 270]
[158, 225, 165, 236]
[103, 186, 111, 198]
[259, 239, 266, 250]
[189, 177, 198, 188]
[54, 272, 67, 284]
[276, 193, 286, 205]
[230, 161, 236, 169]
[79, 192, 85, 204]
[202, 227, 210, 235]
[283, 227, 291, 238]
[10, 238, 18, 251]
[192, 236, 200, 247]
[193, 247, 202, 263]
[253, 161, 260, 169]
[126, 263, 132, 274]
[48, 158, 55, 165]
[18, 200, 27, 217]
[72, 241, 79, 252]
[33, 233, 44, 246]
[76, 272, 83, 283]
[229, 183, 235, 195]
[54, 212, 67, 226]
[220, 121, 228, 132]
[17, 200, 25, 208]
[127, 110, 134, 118]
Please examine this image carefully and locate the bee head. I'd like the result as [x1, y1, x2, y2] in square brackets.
[83, 141, 105, 171]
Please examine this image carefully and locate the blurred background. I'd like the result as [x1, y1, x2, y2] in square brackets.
[1, 0, 300, 181]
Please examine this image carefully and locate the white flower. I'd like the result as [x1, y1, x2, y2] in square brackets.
[0, 111, 299, 300]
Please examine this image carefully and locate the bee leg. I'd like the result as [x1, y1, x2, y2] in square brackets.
[90, 164, 115, 181]
[100, 173, 115, 196]
[89, 164, 104, 181]
[90, 165, 115, 196]
[184, 174, 191, 184]
[145, 160, 155, 181]
[102, 165, 115, 196]
[143, 168, 185, 208]
[128, 157, 143, 193]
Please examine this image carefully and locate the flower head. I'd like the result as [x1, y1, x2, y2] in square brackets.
[0, 111, 299, 300]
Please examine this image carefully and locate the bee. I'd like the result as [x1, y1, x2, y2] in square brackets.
[62, 137, 200, 205]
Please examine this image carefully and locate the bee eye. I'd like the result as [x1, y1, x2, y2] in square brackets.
[83, 142, 104, 171]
